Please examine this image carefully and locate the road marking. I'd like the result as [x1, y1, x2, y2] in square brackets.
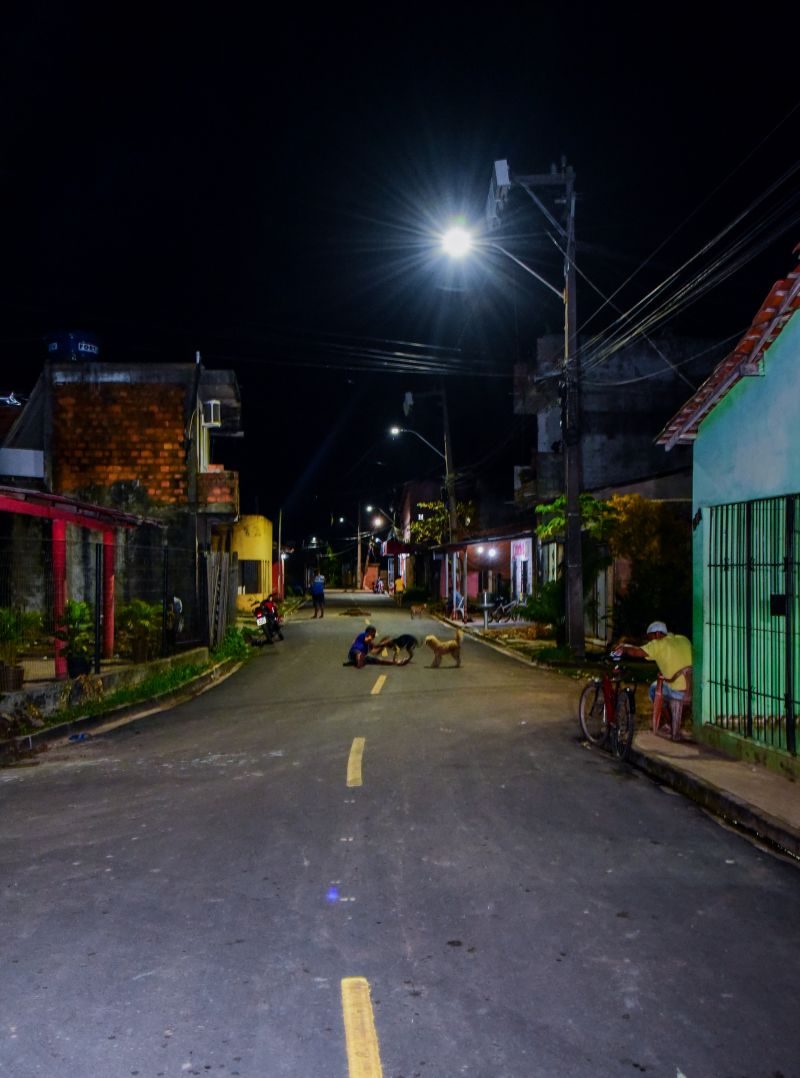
[347, 738, 365, 787]
[370, 675, 386, 695]
[341, 977, 383, 1077]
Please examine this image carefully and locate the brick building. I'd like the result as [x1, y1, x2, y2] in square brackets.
[1, 359, 241, 544]
[0, 355, 242, 666]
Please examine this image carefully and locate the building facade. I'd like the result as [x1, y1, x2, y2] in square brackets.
[659, 253, 800, 763]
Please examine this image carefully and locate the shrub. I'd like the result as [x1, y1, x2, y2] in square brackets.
[115, 600, 162, 662]
[520, 581, 565, 643]
[54, 599, 93, 661]
[212, 626, 250, 662]
[0, 607, 43, 666]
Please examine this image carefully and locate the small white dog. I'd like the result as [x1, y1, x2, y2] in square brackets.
[424, 628, 463, 668]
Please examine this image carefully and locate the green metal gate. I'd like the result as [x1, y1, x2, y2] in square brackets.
[707, 496, 799, 754]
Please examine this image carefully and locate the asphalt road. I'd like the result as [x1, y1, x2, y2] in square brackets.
[1, 594, 798, 1078]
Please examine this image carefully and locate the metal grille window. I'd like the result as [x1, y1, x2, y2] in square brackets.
[707, 496, 799, 754]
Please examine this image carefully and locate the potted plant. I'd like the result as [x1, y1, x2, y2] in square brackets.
[55, 599, 94, 678]
[0, 607, 42, 691]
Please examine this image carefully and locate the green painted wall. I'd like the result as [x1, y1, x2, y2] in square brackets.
[693, 311, 800, 509]
[691, 310, 800, 741]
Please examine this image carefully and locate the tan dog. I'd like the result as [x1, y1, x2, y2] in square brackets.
[410, 603, 427, 619]
[424, 628, 463, 667]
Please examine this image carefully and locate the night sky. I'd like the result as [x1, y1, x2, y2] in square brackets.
[2, 8, 798, 540]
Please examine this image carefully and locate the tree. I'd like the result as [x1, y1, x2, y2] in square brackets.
[534, 494, 616, 644]
[318, 543, 340, 586]
[533, 492, 692, 639]
[409, 500, 477, 546]
[606, 494, 692, 637]
[535, 493, 617, 543]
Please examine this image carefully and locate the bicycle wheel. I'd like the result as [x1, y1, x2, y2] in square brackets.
[579, 682, 608, 745]
[612, 689, 636, 760]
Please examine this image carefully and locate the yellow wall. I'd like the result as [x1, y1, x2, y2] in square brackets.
[229, 515, 273, 610]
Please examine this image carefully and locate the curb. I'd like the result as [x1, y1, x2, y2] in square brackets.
[2, 657, 242, 762]
[627, 744, 800, 861]
[438, 615, 800, 859]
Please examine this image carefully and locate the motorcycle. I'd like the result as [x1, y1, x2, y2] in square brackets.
[252, 596, 284, 645]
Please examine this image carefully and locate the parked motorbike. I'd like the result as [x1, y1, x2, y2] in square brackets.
[252, 596, 284, 645]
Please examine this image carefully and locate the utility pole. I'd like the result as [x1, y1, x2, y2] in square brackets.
[561, 170, 584, 659]
[440, 382, 459, 542]
[277, 507, 283, 598]
[487, 159, 584, 658]
[356, 502, 362, 590]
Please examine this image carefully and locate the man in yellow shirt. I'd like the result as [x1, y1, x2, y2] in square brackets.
[615, 620, 692, 711]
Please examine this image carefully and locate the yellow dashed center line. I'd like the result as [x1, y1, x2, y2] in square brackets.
[370, 674, 386, 695]
[347, 737, 365, 788]
[341, 977, 383, 1077]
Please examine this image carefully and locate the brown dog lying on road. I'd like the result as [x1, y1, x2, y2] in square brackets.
[424, 628, 463, 667]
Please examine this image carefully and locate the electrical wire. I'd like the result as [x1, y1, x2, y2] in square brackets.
[581, 329, 745, 387]
[575, 96, 800, 339]
[578, 172, 800, 375]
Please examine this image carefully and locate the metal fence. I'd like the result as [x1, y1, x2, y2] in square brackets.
[707, 495, 799, 754]
[0, 526, 237, 685]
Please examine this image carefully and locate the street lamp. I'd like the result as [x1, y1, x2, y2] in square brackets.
[440, 160, 584, 659]
[389, 423, 458, 542]
[441, 225, 472, 258]
[389, 425, 444, 461]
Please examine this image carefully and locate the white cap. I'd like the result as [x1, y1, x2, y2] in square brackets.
[646, 621, 668, 635]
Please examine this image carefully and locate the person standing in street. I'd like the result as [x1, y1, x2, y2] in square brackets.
[311, 570, 325, 618]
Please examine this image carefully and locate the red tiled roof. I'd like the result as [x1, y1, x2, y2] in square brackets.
[657, 246, 800, 449]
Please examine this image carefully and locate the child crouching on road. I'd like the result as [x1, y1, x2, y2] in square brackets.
[343, 625, 409, 668]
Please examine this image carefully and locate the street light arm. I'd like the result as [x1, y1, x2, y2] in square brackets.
[487, 242, 564, 301]
[390, 426, 446, 461]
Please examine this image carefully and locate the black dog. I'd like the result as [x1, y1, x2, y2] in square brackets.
[379, 633, 418, 662]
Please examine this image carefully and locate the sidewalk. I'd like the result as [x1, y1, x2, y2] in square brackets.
[629, 730, 800, 859]
[446, 614, 800, 861]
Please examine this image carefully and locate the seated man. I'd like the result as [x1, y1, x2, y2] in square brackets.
[615, 620, 692, 727]
[344, 625, 406, 668]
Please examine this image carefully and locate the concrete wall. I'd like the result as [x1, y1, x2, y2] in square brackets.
[517, 334, 720, 502]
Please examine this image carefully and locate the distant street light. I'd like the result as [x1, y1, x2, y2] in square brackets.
[389, 423, 458, 541]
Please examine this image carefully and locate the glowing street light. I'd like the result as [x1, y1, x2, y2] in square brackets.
[441, 225, 472, 258]
[439, 159, 584, 658]
[389, 426, 445, 461]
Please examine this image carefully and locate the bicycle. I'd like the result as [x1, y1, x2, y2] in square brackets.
[578, 652, 636, 760]
[489, 597, 521, 623]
